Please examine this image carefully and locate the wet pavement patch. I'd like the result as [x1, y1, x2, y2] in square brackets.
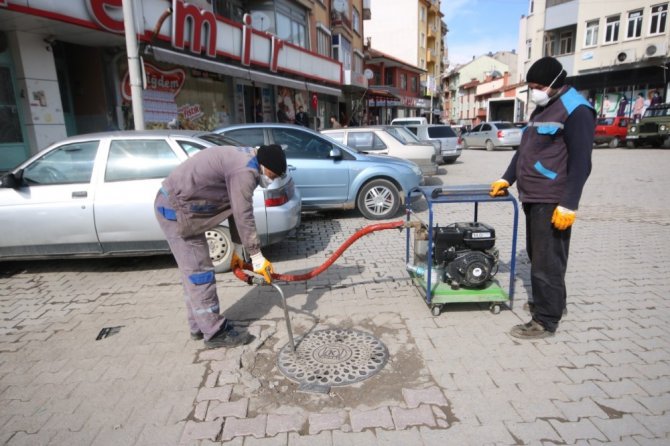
[277, 328, 388, 393]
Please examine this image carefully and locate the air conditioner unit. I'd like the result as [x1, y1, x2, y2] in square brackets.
[645, 43, 668, 57]
[615, 49, 635, 64]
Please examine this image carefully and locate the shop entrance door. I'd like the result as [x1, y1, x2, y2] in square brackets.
[0, 61, 28, 171]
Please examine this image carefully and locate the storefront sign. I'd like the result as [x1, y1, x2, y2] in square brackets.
[121, 63, 186, 101]
[178, 103, 203, 121]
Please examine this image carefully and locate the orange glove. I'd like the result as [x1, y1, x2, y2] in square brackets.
[251, 252, 275, 284]
[489, 179, 510, 197]
[552, 206, 576, 230]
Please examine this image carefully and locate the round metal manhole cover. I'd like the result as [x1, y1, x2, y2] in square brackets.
[277, 329, 388, 387]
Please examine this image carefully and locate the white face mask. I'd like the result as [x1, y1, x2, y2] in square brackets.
[530, 69, 564, 106]
[258, 166, 273, 188]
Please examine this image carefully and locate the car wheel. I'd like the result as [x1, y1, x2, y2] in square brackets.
[206, 226, 233, 273]
[357, 179, 400, 220]
[608, 137, 620, 148]
[485, 140, 495, 151]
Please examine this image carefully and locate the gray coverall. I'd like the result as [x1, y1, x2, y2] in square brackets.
[154, 146, 262, 340]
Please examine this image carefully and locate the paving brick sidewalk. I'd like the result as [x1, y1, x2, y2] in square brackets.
[1, 148, 669, 445]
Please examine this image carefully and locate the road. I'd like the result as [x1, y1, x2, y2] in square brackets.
[1, 146, 669, 445]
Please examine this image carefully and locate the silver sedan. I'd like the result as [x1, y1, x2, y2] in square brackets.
[461, 121, 522, 151]
[0, 130, 301, 272]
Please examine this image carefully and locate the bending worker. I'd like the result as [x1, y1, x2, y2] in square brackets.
[490, 56, 595, 339]
[155, 144, 287, 349]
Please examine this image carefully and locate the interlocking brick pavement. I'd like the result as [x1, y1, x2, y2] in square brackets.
[1, 149, 670, 445]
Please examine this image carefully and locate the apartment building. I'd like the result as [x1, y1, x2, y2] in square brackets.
[519, 0, 670, 117]
[364, 0, 444, 120]
[0, 0, 370, 170]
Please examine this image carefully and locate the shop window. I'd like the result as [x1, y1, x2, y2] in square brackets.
[650, 4, 668, 35]
[584, 20, 599, 47]
[605, 15, 620, 43]
[626, 9, 643, 39]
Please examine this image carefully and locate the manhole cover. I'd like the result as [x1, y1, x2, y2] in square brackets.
[277, 329, 388, 387]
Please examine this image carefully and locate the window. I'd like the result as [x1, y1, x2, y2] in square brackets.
[23, 141, 99, 185]
[526, 39, 532, 59]
[317, 27, 331, 57]
[271, 128, 333, 159]
[558, 30, 574, 54]
[223, 128, 265, 147]
[400, 73, 407, 90]
[105, 139, 180, 182]
[584, 20, 599, 47]
[420, 32, 426, 48]
[605, 15, 620, 43]
[650, 4, 668, 35]
[177, 140, 206, 156]
[354, 52, 364, 73]
[420, 7, 426, 21]
[0, 67, 23, 144]
[411, 76, 418, 92]
[352, 7, 360, 34]
[347, 132, 386, 151]
[274, 2, 308, 48]
[384, 68, 394, 86]
[333, 34, 352, 70]
[627, 9, 643, 39]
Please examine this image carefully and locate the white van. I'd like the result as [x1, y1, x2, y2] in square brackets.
[391, 117, 428, 126]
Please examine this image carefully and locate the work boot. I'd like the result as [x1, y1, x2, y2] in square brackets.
[190, 331, 203, 341]
[204, 323, 253, 349]
[510, 319, 555, 339]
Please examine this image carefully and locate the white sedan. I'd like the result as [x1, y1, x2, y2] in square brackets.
[0, 130, 301, 272]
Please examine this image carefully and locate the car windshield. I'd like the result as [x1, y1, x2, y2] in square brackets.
[597, 118, 615, 125]
[427, 126, 456, 138]
[385, 126, 420, 144]
[494, 123, 514, 129]
[198, 133, 243, 147]
[644, 107, 670, 117]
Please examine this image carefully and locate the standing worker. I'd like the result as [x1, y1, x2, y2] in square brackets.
[489, 56, 595, 339]
[155, 144, 287, 348]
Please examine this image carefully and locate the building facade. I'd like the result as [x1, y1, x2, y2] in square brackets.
[364, 0, 444, 120]
[0, 0, 370, 170]
[519, 0, 670, 118]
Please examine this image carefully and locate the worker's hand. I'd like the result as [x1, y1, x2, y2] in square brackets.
[489, 179, 510, 197]
[230, 244, 245, 270]
[251, 252, 274, 283]
[552, 206, 576, 230]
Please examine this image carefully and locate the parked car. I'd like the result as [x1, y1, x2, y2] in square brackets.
[626, 103, 670, 148]
[322, 126, 439, 176]
[594, 116, 629, 148]
[461, 121, 522, 151]
[213, 123, 423, 220]
[0, 130, 302, 272]
[393, 123, 462, 164]
[390, 117, 428, 126]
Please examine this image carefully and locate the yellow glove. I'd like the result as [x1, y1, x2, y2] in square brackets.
[230, 244, 245, 270]
[489, 179, 510, 197]
[552, 206, 576, 230]
[251, 252, 275, 283]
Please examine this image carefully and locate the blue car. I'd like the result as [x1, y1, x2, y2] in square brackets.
[214, 123, 423, 220]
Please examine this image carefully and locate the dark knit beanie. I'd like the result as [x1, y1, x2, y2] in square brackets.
[526, 56, 566, 88]
[257, 144, 287, 176]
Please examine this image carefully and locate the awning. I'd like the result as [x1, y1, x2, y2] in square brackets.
[150, 46, 341, 96]
[365, 88, 400, 100]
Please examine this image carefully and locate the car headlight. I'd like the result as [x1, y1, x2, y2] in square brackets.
[629, 125, 637, 133]
[661, 124, 667, 132]
[410, 164, 422, 177]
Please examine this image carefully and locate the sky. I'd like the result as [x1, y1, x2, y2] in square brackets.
[440, 0, 529, 67]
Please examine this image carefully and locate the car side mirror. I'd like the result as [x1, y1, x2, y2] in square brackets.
[329, 147, 343, 159]
[1, 171, 22, 189]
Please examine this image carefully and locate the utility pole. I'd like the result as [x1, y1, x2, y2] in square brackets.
[122, 0, 145, 130]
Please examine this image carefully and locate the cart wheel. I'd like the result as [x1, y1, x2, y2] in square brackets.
[490, 304, 501, 315]
[431, 305, 442, 317]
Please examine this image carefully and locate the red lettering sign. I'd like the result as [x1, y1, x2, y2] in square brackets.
[172, 0, 217, 58]
[241, 13, 252, 66]
[87, 0, 124, 33]
[122, 63, 186, 101]
[270, 36, 284, 73]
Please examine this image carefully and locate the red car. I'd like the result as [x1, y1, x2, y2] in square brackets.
[594, 116, 629, 148]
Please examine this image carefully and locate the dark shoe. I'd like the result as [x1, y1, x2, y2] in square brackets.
[204, 324, 253, 349]
[510, 320, 555, 339]
[190, 331, 203, 341]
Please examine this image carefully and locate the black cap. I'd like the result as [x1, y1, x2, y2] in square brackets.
[257, 144, 287, 176]
[526, 56, 566, 88]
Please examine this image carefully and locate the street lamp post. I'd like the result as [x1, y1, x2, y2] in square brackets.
[122, 0, 145, 130]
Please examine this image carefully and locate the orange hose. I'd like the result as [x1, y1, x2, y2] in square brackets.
[233, 220, 406, 283]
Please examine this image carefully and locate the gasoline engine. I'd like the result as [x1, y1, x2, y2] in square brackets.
[410, 222, 499, 289]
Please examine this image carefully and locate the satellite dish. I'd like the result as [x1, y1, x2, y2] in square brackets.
[364, 69, 374, 80]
